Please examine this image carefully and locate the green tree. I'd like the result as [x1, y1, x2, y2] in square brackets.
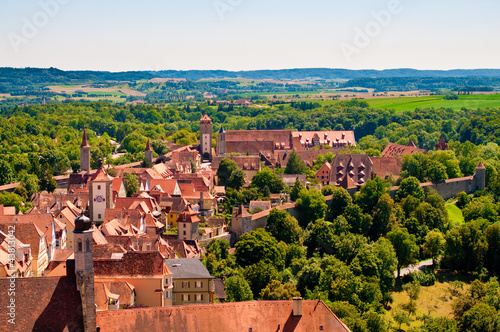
[343, 203, 372, 236]
[459, 303, 499, 332]
[427, 160, 448, 182]
[151, 139, 169, 155]
[224, 275, 253, 302]
[290, 179, 306, 201]
[217, 159, 239, 187]
[123, 172, 139, 197]
[485, 222, 500, 276]
[396, 176, 425, 202]
[325, 186, 352, 221]
[205, 239, 230, 261]
[234, 229, 286, 270]
[251, 168, 285, 193]
[295, 188, 327, 227]
[370, 194, 397, 239]
[387, 226, 419, 278]
[265, 209, 303, 245]
[423, 229, 446, 267]
[260, 280, 300, 300]
[0, 160, 14, 185]
[244, 261, 281, 297]
[227, 169, 245, 190]
[354, 177, 389, 214]
[284, 150, 307, 174]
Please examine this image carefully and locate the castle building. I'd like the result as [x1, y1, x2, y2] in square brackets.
[199, 114, 213, 162]
[80, 129, 91, 172]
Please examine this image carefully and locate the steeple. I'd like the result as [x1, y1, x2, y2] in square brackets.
[145, 139, 153, 165]
[199, 114, 213, 162]
[81, 128, 90, 148]
[80, 128, 91, 172]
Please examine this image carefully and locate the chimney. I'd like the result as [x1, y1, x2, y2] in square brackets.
[293, 297, 302, 317]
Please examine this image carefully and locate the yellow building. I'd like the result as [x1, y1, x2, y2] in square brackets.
[165, 258, 215, 305]
[94, 251, 173, 308]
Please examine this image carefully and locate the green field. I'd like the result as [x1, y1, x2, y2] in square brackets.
[446, 203, 464, 225]
[367, 94, 500, 112]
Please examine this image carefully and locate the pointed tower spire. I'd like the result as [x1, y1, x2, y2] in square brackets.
[145, 138, 153, 165]
[81, 128, 90, 148]
[80, 128, 91, 172]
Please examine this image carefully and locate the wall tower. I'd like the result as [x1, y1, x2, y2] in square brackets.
[199, 114, 213, 161]
[80, 128, 91, 172]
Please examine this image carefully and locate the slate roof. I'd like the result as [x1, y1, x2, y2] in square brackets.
[165, 258, 212, 279]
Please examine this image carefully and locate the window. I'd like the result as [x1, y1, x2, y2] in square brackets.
[196, 294, 203, 302]
[183, 231, 186, 236]
[183, 223, 186, 228]
[77, 239, 82, 252]
[97, 185, 101, 190]
[182, 294, 190, 302]
[172, 294, 176, 302]
[165, 277, 171, 287]
[195, 281, 203, 288]
[85, 239, 90, 252]
[98, 214, 102, 219]
[182, 282, 189, 289]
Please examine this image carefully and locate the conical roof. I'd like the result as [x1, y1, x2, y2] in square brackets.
[81, 128, 90, 148]
[145, 138, 152, 151]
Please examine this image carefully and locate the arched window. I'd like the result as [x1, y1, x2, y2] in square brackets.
[77, 239, 82, 252]
[85, 239, 90, 252]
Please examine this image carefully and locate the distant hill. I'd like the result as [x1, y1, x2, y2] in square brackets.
[3, 67, 500, 84]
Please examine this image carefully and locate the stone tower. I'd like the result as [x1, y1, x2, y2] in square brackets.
[217, 126, 226, 156]
[73, 212, 96, 332]
[474, 161, 486, 191]
[199, 114, 213, 161]
[89, 161, 114, 225]
[145, 138, 153, 165]
[80, 129, 91, 172]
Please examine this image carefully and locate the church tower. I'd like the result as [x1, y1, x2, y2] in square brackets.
[89, 160, 114, 225]
[80, 129, 91, 172]
[199, 114, 213, 161]
[217, 126, 226, 156]
[145, 138, 153, 165]
[73, 212, 96, 332]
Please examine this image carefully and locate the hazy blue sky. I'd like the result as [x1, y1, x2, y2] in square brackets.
[1, 0, 499, 71]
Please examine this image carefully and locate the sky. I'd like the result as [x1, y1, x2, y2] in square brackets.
[0, 0, 499, 72]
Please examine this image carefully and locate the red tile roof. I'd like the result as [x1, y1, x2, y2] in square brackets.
[0, 276, 83, 332]
[96, 300, 351, 332]
[94, 251, 170, 278]
[381, 142, 426, 157]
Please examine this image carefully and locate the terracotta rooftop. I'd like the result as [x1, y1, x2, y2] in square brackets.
[371, 156, 403, 179]
[91, 167, 114, 182]
[381, 142, 426, 158]
[96, 300, 351, 332]
[94, 251, 170, 278]
[0, 276, 83, 331]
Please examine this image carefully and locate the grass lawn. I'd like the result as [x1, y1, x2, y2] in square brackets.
[367, 94, 500, 112]
[446, 203, 464, 225]
[386, 271, 472, 330]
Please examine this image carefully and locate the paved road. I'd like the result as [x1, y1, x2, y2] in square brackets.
[395, 259, 434, 277]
